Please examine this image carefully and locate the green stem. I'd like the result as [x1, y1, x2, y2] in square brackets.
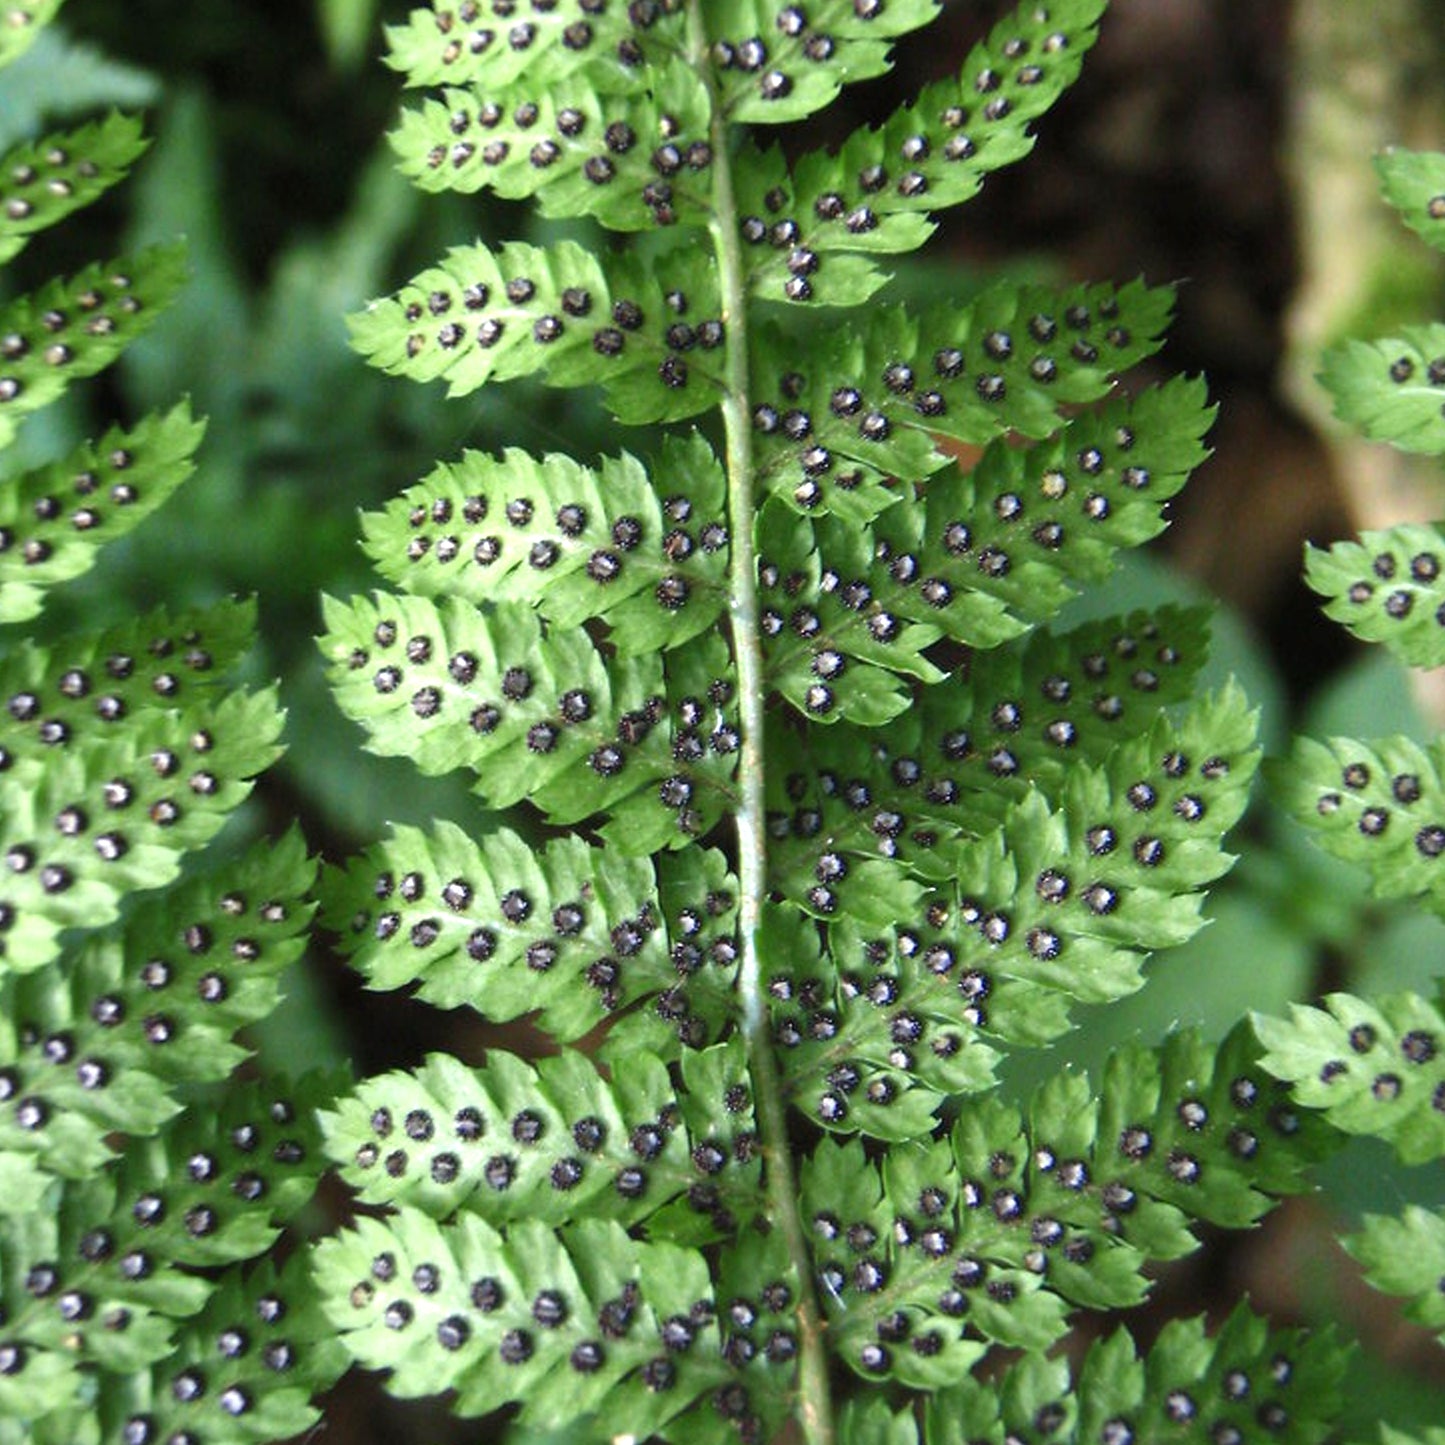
[685, 8, 836, 1444]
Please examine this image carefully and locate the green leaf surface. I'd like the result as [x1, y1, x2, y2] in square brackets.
[360, 433, 729, 654]
[384, 0, 686, 92]
[1304, 522, 1445, 668]
[1344, 1204, 1445, 1338]
[710, 0, 940, 126]
[320, 592, 740, 848]
[0, 112, 146, 265]
[323, 1044, 760, 1242]
[804, 1026, 1331, 1383]
[0, 245, 187, 446]
[0, 831, 314, 1179]
[765, 607, 1226, 890]
[749, 280, 1176, 521]
[392, 55, 717, 232]
[1320, 326, 1445, 456]
[1272, 733, 1445, 914]
[97, 1253, 349, 1445]
[315, 1209, 739, 1432]
[917, 1305, 1344, 1445]
[1376, 147, 1445, 254]
[0, 683, 285, 974]
[0, 0, 63, 70]
[321, 820, 669, 1035]
[1255, 990, 1445, 1165]
[105, 1071, 332, 1267]
[739, 0, 1106, 302]
[0, 403, 203, 623]
[349, 236, 724, 423]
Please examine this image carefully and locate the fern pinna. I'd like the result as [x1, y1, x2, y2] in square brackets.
[1259, 146, 1445, 1356]
[0, 6, 345, 1442]
[315, 3, 1335, 1442]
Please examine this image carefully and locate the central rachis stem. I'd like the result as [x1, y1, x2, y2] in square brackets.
[685, 7, 836, 1443]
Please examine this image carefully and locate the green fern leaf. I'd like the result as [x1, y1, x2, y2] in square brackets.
[764, 607, 1221, 887]
[322, 1043, 760, 1239]
[711, 0, 939, 125]
[347, 236, 724, 423]
[0, 244, 187, 444]
[0, 1074, 330, 1431]
[768, 699, 1260, 1140]
[0, 112, 146, 265]
[105, 1073, 331, 1267]
[0, 403, 203, 623]
[1343, 1204, 1445, 1341]
[392, 54, 717, 232]
[320, 592, 740, 848]
[749, 281, 1175, 521]
[320, 817, 741, 1051]
[740, 0, 1105, 304]
[0, 0, 63, 70]
[331, 2, 1325, 1438]
[1302, 521, 1445, 667]
[893, 1304, 1346, 1445]
[1319, 326, 1445, 456]
[0, 1181, 208, 1398]
[0, 832, 314, 1181]
[0, 605, 286, 974]
[97, 1254, 348, 1445]
[758, 502, 943, 724]
[359, 434, 729, 654]
[803, 1024, 1331, 1383]
[1375, 146, 1445, 254]
[1254, 990, 1445, 1165]
[316, 1208, 769, 1433]
[1272, 733, 1445, 912]
[797, 377, 1213, 647]
[384, 0, 685, 92]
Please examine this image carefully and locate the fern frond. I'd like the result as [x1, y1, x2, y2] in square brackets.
[321, 592, 740, 848]
[1375, 147, 1445, 254]
[741, 0, 1105, 304]
[0, 403, 203, 622]
[97, 1254, 348, 1445]
[0, 0, 63, 70]
[392, 54, 717, 232]
[0, 1073, 331, 1423]
[0, 111, 146, 265]
[1343, 1205, 1445, 1342]
[803, 1025, 1331, 1380]
[758, 375, 1212, 691]
[316, 1208, 798, 1436]
[0, 602, 286, 974]
[0, 244, 187, 444]
[1255, 990, 1445, 1164]
[329, 2, 1304, 1438]
[1320, 325, 1445, 456]
[1272, 733, 1445, 912]
[322, 815, 742, 1052]
[0, 831, 314, 1182]
[765, 607, 1221, 886]
[712, 0, 939, 125]
[1303, 522, 1445, 667]
[840, 1303, 1344, 1445]
[749, 281, 1176, 521]
[769, 696, 1260, 1138]
[323, 1042, 761, 1243]
[348, 236, 724, 422]
[385, 0, 686, 92]
[359, 433, 730, 655]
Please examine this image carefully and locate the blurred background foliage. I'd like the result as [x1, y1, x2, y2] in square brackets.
[7, 0, 1445, 1436]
